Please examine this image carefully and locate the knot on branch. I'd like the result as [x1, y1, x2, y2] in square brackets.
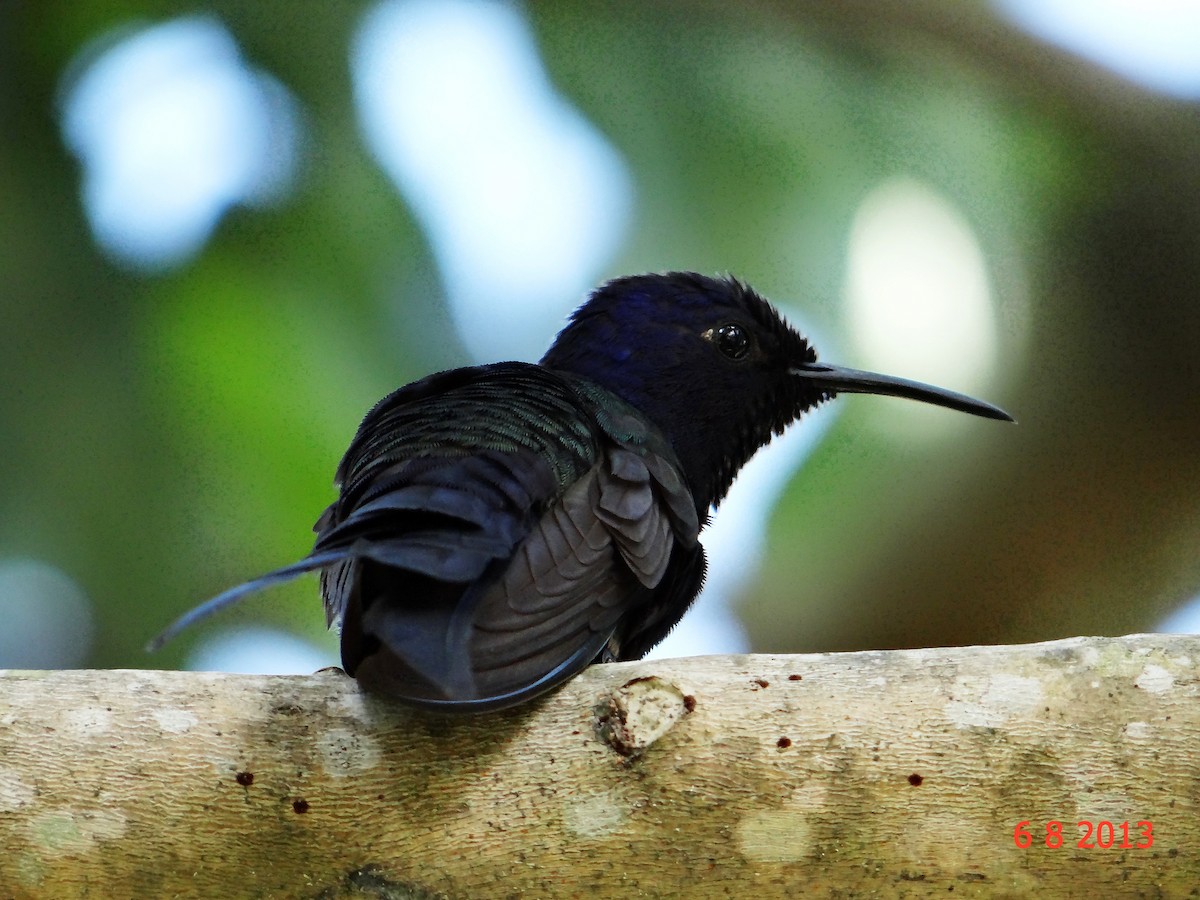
[594, 675, 694, 757]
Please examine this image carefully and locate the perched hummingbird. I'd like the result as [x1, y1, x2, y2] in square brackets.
[154, 273, 1011, 710]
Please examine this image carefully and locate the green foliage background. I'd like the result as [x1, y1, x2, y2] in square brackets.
[3, 1, 1199, 669]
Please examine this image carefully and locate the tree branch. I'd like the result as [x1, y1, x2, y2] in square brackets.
[1, 634, 1195, 897]
[763, 0, 1200, 154]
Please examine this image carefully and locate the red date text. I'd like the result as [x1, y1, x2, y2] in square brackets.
[1013, 820, 1153, 849]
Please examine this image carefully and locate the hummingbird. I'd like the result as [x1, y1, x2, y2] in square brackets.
[153, 273, 1011, 710]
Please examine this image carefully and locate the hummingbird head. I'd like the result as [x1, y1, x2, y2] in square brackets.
[542, 272, 1012, 511]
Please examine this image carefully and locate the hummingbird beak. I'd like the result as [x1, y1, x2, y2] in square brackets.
[791, 362, 1014, 422]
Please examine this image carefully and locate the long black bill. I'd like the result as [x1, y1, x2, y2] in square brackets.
[793, 362, 1014, 422]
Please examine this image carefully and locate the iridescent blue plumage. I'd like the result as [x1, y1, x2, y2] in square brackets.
[153, 272, 1011, 710]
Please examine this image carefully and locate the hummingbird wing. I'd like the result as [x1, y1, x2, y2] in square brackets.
[151, 362, 704, 710]
[459, 445, 702, 707]
[316, 363, 702, 710]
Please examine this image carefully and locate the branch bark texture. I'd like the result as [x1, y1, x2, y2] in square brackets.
[1, 635, 1196, 898]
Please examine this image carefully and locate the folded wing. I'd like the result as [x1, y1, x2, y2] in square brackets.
[318, 363, 703, 710]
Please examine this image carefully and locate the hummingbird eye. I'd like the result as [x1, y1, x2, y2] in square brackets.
[711, 323, 750, 360]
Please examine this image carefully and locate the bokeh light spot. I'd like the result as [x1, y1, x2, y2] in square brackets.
[186, 626, 336, 675]
[59, 16, 302, 272]
[844, 178, 998, 433]
[0, 559, 95, 668]
[995, 0, 1200, 99]
[351, 0, 632, 362]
